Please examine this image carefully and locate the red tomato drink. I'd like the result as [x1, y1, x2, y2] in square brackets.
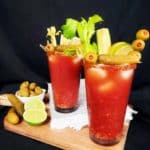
[84, 63, 136, 145]
[48, 53, 82, 113]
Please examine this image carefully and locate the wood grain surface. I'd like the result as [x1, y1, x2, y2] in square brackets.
[4, 117, 129, 150]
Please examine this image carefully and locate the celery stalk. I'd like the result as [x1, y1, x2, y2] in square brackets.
[96, 28, 111, 55]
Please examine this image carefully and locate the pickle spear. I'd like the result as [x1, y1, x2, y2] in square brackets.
[7, 94, 24, 117]
[99, 51, 141, 65]
[5, 108, 20, 124]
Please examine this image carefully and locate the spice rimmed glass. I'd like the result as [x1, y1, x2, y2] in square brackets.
[48, 52, 82, 113]
[84, 63, 136, 145]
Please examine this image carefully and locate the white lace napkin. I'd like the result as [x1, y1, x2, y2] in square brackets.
[48, 79, 137, 131]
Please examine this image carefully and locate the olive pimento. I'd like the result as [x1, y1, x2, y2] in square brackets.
[85, 52, 98, 64]
[132, 39, 145, 52]
[136, 29, 150, 41]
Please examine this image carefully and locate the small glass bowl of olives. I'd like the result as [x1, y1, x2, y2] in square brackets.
[15, 81, 46, 103]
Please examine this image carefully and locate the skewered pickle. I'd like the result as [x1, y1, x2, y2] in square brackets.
[99, 51, 141, 65]
[128, 50, 142, 58]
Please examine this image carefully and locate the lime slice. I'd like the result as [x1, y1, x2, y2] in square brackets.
[24, 98, 45, 110]
[115, 44, 133, 55]
[108, 42, 133, 55]
[23, 109, 47, 125]
[108, 42, 126, 55]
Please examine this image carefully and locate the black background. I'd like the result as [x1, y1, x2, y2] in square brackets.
[0, 0, 150, 150]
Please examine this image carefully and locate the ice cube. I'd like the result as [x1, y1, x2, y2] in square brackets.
[121, 70, 134, 79]
[48, 55, 57, 63]
[89, 67, 107, 79]
[73, 55, 83, 64]
[48, 56, 53, 62]
[98, 80, 114, 92]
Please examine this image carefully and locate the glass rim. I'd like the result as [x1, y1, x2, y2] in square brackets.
[47, 52, 81, 58]
[84, 62, 137, 70]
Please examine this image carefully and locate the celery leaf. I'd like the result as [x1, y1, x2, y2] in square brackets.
[61, 18, 79, 39]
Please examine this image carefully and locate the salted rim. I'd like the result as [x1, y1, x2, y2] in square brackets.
[84, 63, 137, 71]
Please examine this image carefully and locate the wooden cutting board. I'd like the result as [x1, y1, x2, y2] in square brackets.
[4, 116, 129, 150]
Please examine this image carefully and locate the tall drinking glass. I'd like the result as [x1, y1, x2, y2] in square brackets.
[84, 63, 136, 145]
[47, 52, 82, 113]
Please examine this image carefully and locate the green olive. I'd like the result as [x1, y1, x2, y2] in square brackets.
[136, 29, 150, 41]
[20, 81, 29, 89]
[29, 90, 37, 96]
[19, 88, 29, 97]
[85, 52, 98, 64]
[132, 39, 145, 52]
[35, 86, 42, 95]
[29, 82, 37, 90]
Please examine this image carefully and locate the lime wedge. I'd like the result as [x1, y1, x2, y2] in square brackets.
[23, 109, 47, 125]
[108, 42, 133, 55]
[24, 98, 45, 110]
